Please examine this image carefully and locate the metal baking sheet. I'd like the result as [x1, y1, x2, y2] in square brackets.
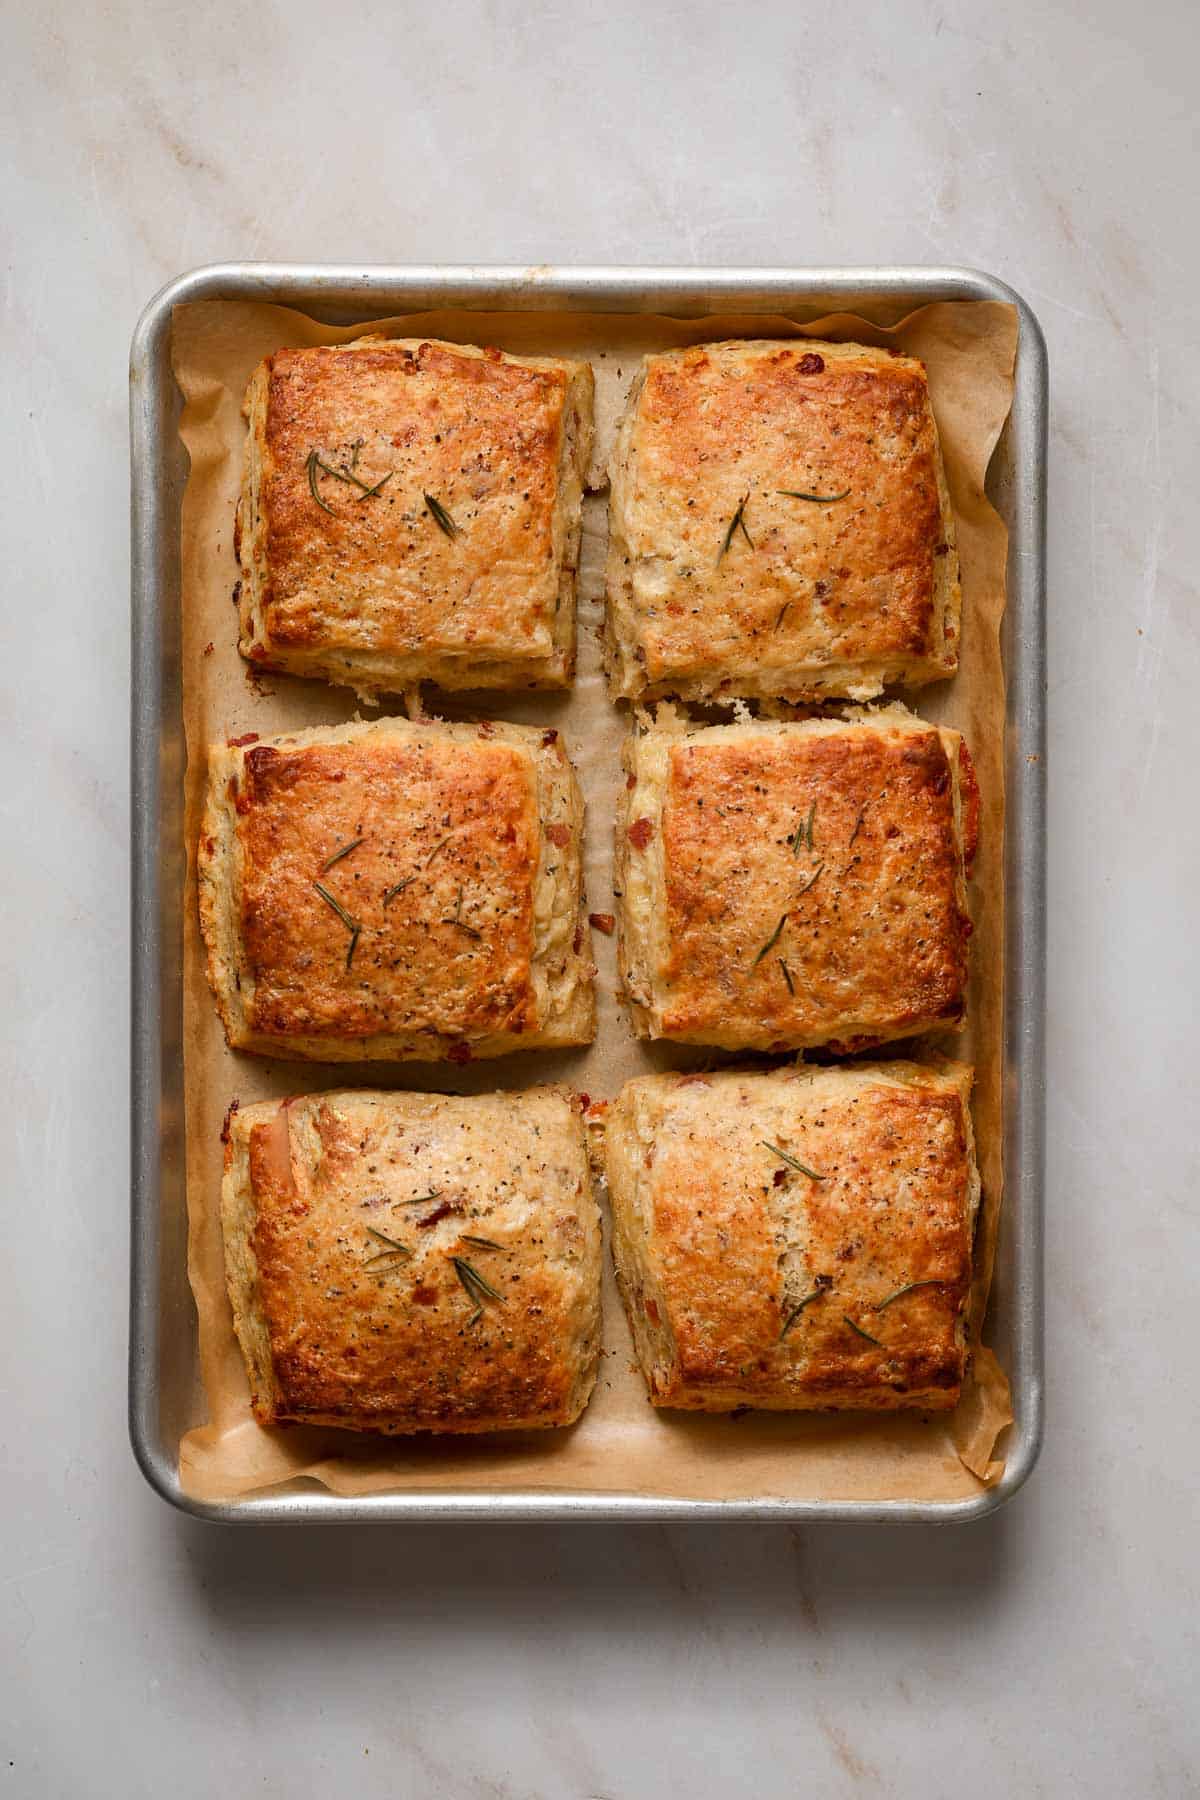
[129, 265, 1045, 1523]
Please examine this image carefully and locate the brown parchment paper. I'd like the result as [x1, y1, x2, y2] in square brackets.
[172, 297, 1017, 1505]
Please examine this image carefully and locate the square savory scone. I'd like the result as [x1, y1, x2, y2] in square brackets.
[604, 1061, 980, 1412]
[223, 1086, 602, 1434]
[236, 337, 594, 695]
[606, 339, 960, 703]
[616, 708, 977, 1054]
[199, 716, 594, 1062]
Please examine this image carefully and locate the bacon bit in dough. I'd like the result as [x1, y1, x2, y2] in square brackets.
[959, 738, 981, 867]
[628, 817, 654, 851]
[259, 1102, 296, 1196]
[417, 1200, 459, 1228]
[588, 912, 615, 935]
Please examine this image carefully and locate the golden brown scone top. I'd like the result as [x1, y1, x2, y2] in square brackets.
[608, 1063, 977, 1410]
[608, 339, 959, 701]
[247, 338, 585, 675]
[621, 712, 973, 1052]
[244, 731, 537, 1042]
[227, 1088, 600, 1432]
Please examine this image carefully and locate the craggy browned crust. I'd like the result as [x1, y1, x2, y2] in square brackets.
[606, 339, 960, 703]
[223, 1087, 602, 1433]
[198, 716, 594, 1061]
[238, 337, 594, 696]
[604, 1062, 979, 1412]
[616, 707, 974, 1053]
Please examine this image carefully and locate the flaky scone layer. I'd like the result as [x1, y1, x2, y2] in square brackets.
[199, 715, 594, 1062]
[606, 339, 960, 703]
[238, 337, 594, 696]
[224, 1086, 601, 1433]
[604, 1061, 979, 1412]
[616, 706, 976, 1054]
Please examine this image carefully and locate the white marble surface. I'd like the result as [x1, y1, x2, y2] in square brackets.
[3, 0, 1198, 1793]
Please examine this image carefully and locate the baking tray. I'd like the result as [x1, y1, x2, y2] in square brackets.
[130, 265, 1046, 1523]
